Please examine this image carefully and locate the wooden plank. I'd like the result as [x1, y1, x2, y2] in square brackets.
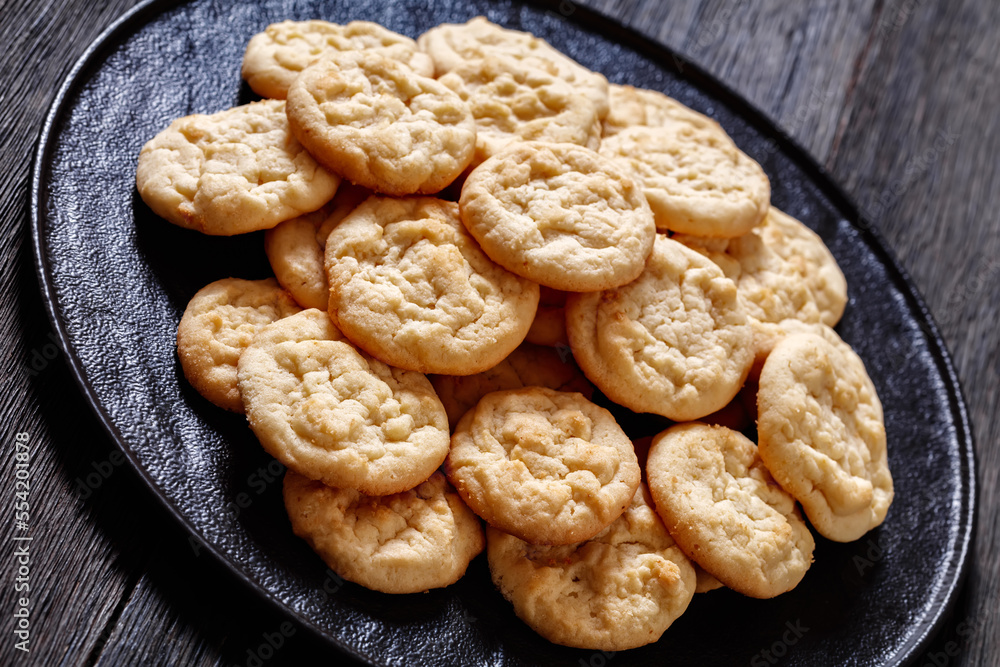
[0, 0, 148, 665]
[826, 1, 1000, 664]
[90, 523, 363, 666]
[0, 357, 146, 666]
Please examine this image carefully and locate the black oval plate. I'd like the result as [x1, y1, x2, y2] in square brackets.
[32, 0, 976, 665]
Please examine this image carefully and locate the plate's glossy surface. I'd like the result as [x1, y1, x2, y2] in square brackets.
[32, 0, 976, 665]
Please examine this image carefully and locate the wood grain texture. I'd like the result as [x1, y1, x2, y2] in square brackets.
[825, 1, 1000, 661]
[0, 0, 996, 665]
[0, 2, 155, 664]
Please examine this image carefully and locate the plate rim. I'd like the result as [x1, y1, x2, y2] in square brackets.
[29, 0, 978, 665]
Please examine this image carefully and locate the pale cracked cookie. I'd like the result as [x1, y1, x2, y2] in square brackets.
[600, 125, 770, 238]
[430, 342, 593, 429]
[238, 309, 450, 495]
[757, 333, 893, 542]
[242, 20, 433, 100]
[284, 470, 484, 594]
[286, 51, 476, 196]
[438, 57, 601, 166]
[460, 142, 656, 292]
[748, 319, 848, 380]
[325, 196, 539, 375]
[486, 484, 695, 650]
[136, 100, 340, 235]
[756, 207, 847, 326]
[446, 387, 640, 545]
[647, 423, 815, 599]
[176, 278, 301, 412]
[417, 17, 609, 119]
[676, 206, 848, 330]
[566, 235, 753, 421]
[602, 83, 728, 139]
[263, 183, 371, 310]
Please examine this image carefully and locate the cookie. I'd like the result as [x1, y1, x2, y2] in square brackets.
[237, 309, 450, 495]
[486, 484, 695, 650]
[694, 565, 725, 593]
[446, 387, 639, 545]
[602, 83, 728, 138]
[438, 57, 601, 166]
[460, 142, 656, 292]
[417, 16, 609, 119]
[677, 210, 848, 382]
[284, 470, 484, 594]
[599, 125, 770, 238]
[525, 310, 567, 346]
[325, 196, 539, 375]
[286, 51, 476, 196]
[524, 287, 568, 347]
[263, 183, 371, 310]
[176, 278, 300, 412]
[647, 423, 815, 598]
[445, 387, 640, 544]
[136, 100, 340, 235]
[748, 318, 847, 380]
[676, 206, 847, 329]
[430, 342, 592, 429]
[242, 20, 433, 100]
[755, 207, 847, 325]
[566, 235, 753, 421]
[676, 229, 819, 335]
[757, 333, 893, 542]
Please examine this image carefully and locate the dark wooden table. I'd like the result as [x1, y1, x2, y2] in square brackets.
[2, 0, 997, 665]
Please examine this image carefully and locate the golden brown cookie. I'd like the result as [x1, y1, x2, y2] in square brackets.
[748, 319, 847, 380]
[242, 20, 433, 99]
[325, 196, 539, 375]
[600, 125, 770, 238]
[447, 387, 640, 545]
[566, 235, 753, 421]
[286, 51, 476, 196]
[524, 287, 569, 347]
[418, 16, 609, 119]
[263, 183, 372, 310]
[438, 57, 601, 166]
[284, 470, 484, 594]
[647, 423, 815, 598]
[460, 142, 656, 292]
[694, 565, 726, 593]
[757, 333, 893, 542]
[429, 342, 592, 429]
[602, 83, 728, 138]
[755, 207, 847, 326]
[237, 309, 450, 495]
[136, 100, 339, 235]
[176, 278, 300, 412]
[486, 484, 695, 650]
[676, 206, 848, 331]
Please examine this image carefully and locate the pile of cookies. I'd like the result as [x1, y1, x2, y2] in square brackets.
[138, 16, 894, 653]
